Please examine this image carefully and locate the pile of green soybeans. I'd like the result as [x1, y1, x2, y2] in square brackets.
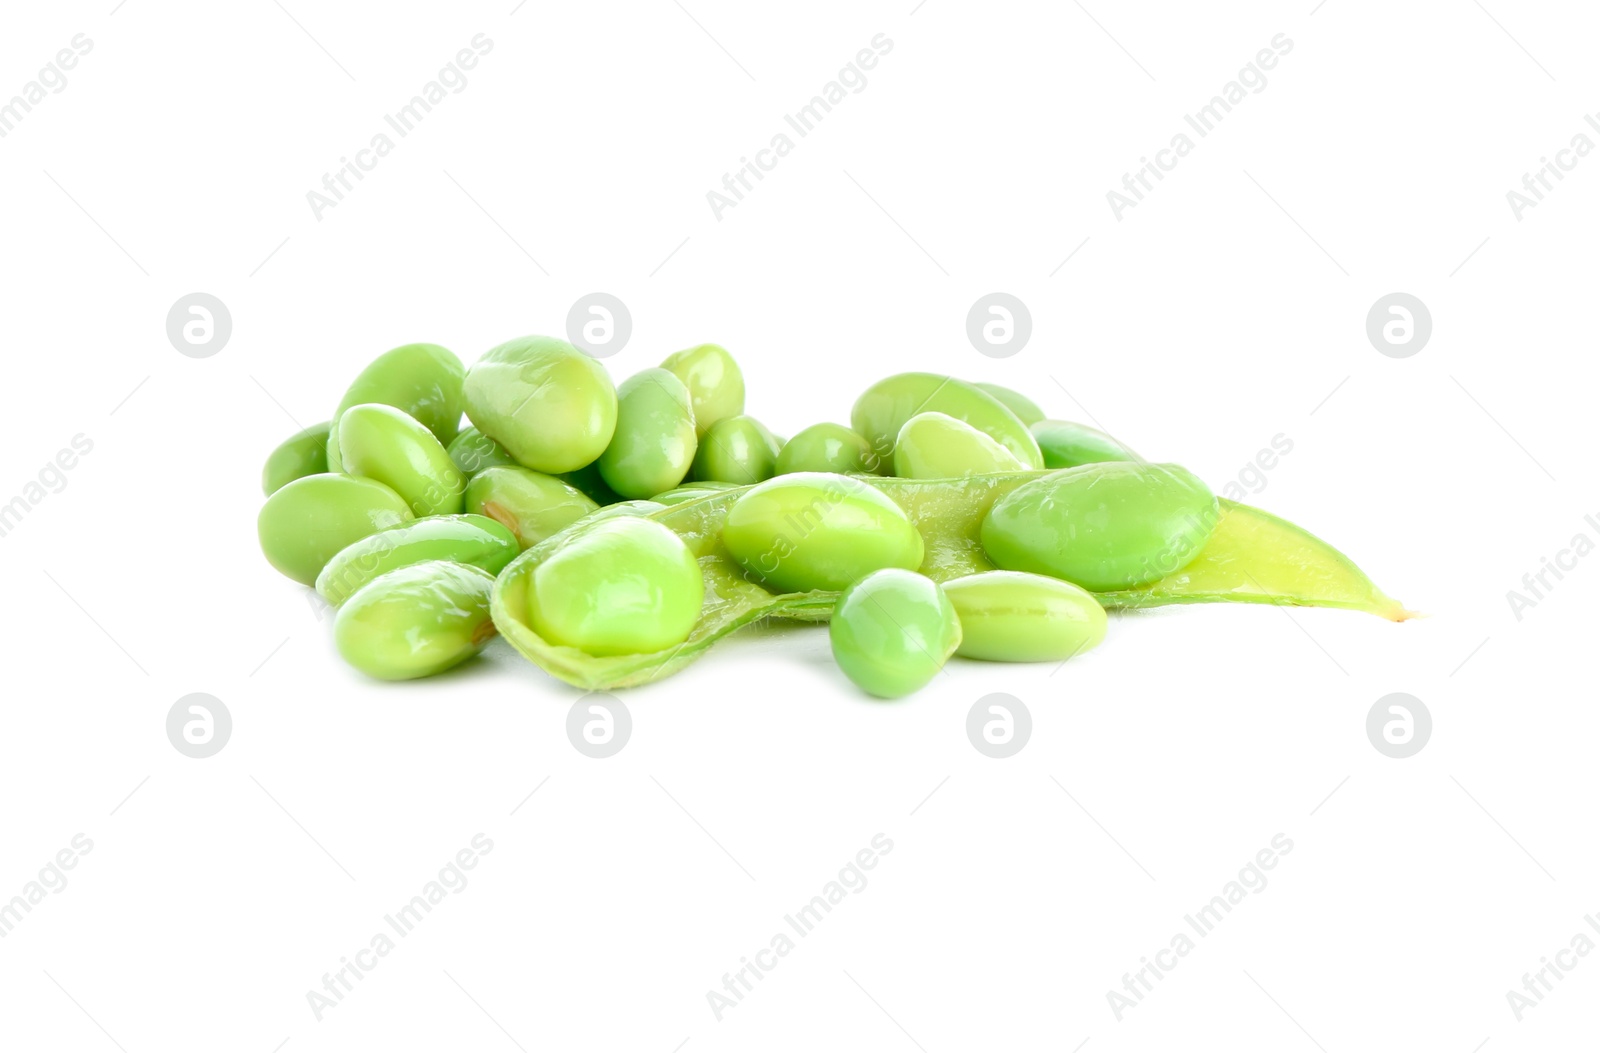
[259, 336, 1406, 698]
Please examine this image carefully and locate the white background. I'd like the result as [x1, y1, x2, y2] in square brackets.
[1, 0, 1595, 1049]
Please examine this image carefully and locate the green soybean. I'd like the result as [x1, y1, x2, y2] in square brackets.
[775, 423, 880, 476]
[982, 463, 1218, 591]
[830, 569, 961, 699]
[941, 571, 1106, 662]
[661, 343, 745, 436]
[599, 368, 698, 499]
[464, 466, 598, 549]
[557, 462, 624, 506]
[334, 561, 496, 680]
[893, 412, 1027, 478]
[327, 343, 466, 472]
[722, 473, 924, 593]
[258, 473, 414, 586]
[1031, 419, 1139, 468]
[464, 335, 618, 473]
[315, 513, 519, 607]
[447, 427, 519, 477]
[338, 403, 465, 517]
[851, 372, 1043, 469]
[972, 382, 1045, 426]
[527, 516, 703, 656]
[691, 415, 781, 484]
[262, 421, 331, 495]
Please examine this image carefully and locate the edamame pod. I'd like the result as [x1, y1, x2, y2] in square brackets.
[315, 513, 519, 606]
[830, 569, 961, 698]
[1031, 419, 1139, 468]
[721, 473, 924, 593]
[981, 463, 1218, 591]
[972, 382, 1045, 426]
[775, 423, 880, 476]
[464, 466, 598, 549]
[661, 343, 745, 436]
[941, 571, 1106, 662]
[851, 372, 1043, 469]
[528, 516, 703, 656]
[327, 343, 466, 471]
[599, 368, 698, 499]
[690, 415, 781, 484]
[334, 561, 496, 680]
[338, 403, 465, 517]
[447, 427, 519, 477]
[492, 473, 1410, 691]
[651, 481, 740, 505]
[262, 421, 331, 495]
[464, 335, 618, 473]
[258, 473, 414, 586]
[893, 412, 1027, 478]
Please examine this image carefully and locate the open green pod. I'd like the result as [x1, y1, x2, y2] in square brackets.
[491, 471, 1413, 690]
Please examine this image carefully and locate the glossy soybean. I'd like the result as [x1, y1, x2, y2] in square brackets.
[315, 513, 519, 606]
[464, 335, 618, 473]
[941, 571, 1106, 662]
[464, 466, 599, 550]
[447, 427, 519, 477]
[599, 368, 698, 499]
[830, 569, 961, 699]
[722, 473, 924, 593]
[1031, 419, 1139, 468]
[691, 415, 781, 484]
[528, 516, 703, 656]
[981, 463, 1218, 591]
[851, 372, 1043, 469]
[661, 343, 745, 436]
[327, 343, 465, 472]
[893, 412, 1027, 478]
[973, 382, 1045, 426]
[258, 473, 414, 586]
[338, 403, 465, 517]
[334, 561, 496, 680]
[262, 421, 331, 495]
[775, 423, 879, 476]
